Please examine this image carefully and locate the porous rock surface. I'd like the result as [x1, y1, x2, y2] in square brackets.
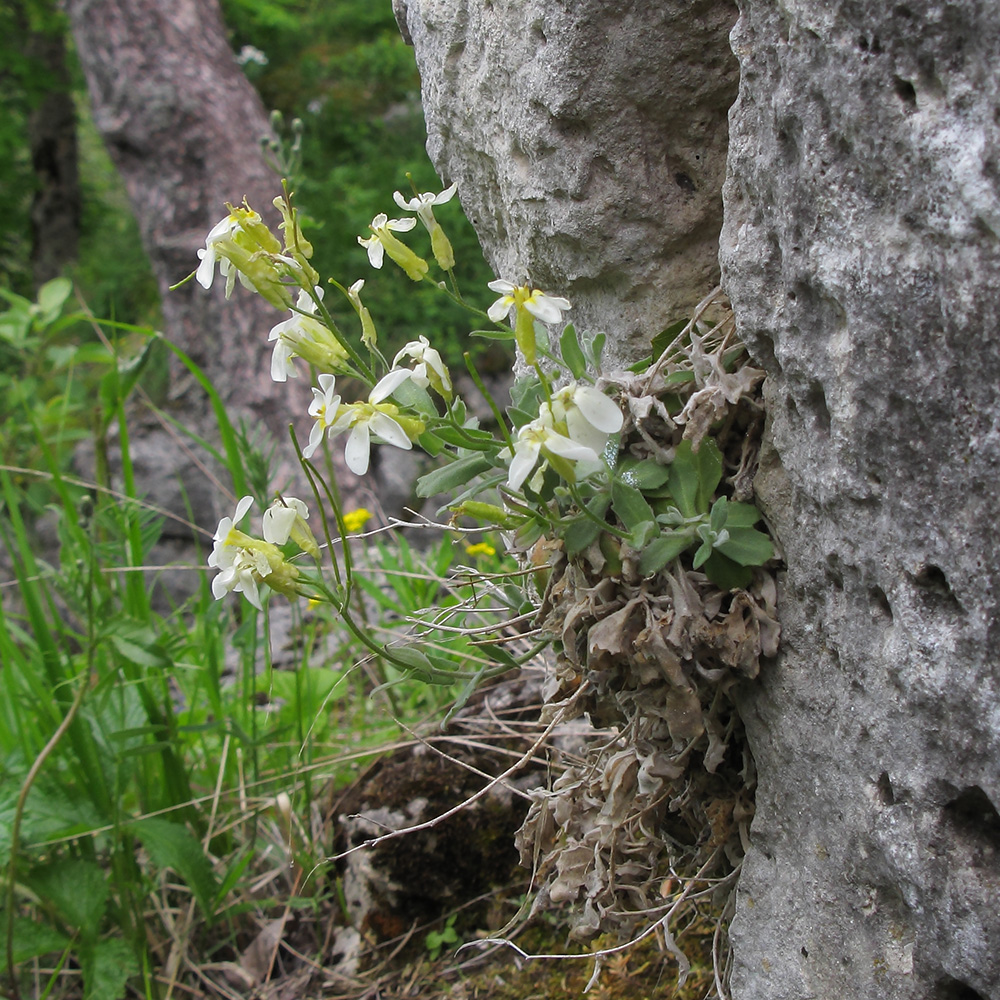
[393, 0, 739, 368]
[721, 2, 1000, 998]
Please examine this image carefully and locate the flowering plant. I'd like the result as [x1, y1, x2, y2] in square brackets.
[183, 179, 773, 694]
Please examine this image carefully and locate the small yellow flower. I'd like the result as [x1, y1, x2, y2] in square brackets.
[342, 508, 373, 533]
[465, 541, 496, 558]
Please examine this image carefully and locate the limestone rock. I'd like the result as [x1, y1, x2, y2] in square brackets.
[394, 0, 739, 368]
[721, 3, 1000, 998]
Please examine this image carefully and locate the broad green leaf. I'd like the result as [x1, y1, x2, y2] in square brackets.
[667, 439, 722, 518]
[563, 517, 602, 557]
[417, 454, 493, 497]
[629, 520, 658, 549]
[715, 526, 775, 566]
[36, 277, 73, 323]
[619, 458, 670, 490]
[724, 501, 763, 527]
[0, 917, 71, 971]
[559, 324, 588, 379]
[107, 634, 171, 669]
[581, 330, 606, 370]
[27, 859, 107, 930]
[131, 818, 220, 922]
[702, 551, 753, 590]
[639, 531, 694, 576]
[82, 936, 137, 1000]
[611, 479, 656, 534]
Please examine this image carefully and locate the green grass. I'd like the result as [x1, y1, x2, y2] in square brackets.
[0, 287, 518, 999]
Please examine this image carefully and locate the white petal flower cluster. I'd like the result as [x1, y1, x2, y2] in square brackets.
[391, 336, 452, 401]
[505, 382, 623, 492]
[301, 373, 420, 475]
[268, 288, 348, 382]
[196, 214, 252, 296]
[208, 496, 308, 609]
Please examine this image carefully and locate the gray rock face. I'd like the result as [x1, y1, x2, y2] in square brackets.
[721, 3, 1000, 998]
[394, 0, 739, 368]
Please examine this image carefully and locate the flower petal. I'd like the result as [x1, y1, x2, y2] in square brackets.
[370, 368, 412, 403]
[344, 422, 372, 475]
[368, 412, 413, 451]
[488, 296, 513, 323]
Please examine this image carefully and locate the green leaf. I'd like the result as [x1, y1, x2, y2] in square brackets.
[709, 496, 729, 534]
[416, 454, 493, 497]
[724, 501, 763, 527]
[639, 531, 695, 576]
[702, 551, 753, 590]
[131, 818, 220, 922]
[580, 329, 607, 370]
[619, 458, 670, 490]
[0, 917, 71, 971]
[692, 538, 714, 569]
[107, 634, 171, 669]
[650, 318, 689, 359]
[715, 526, 774, 566]
[36, 277, 72, 324]
[559, 324, 588, 379]
[667, 439, 723, 518]
[470, 327, 515, 340]
[82, 937, 137, 1000]
[611, 478, 656, 534]
[27, 859, 107, 931]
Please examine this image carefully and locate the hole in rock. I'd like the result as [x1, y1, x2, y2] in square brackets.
[876, 771, 895, 805]
[806, 380, 831, 433]
[869, 585, 893, 622]
[801, 946, 809, 957]
[674, 172, 696, 193]
[894, 76, 918, 109]
[911, 564, 962, 611]
[943, 786, 1000, 851]
[937, 977, 988, 1000]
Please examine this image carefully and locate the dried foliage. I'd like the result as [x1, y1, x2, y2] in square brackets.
[513, 291, 780, 972]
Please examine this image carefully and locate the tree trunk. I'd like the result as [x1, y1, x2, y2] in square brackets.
[65, 0, 311, 539]
[25, 18, 80, 287]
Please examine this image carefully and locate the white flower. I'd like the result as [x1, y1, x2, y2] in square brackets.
[486, 280, 571, 325]
[392, 336, 452, 400]
[358, 213, 417, 270]
[267, 287, 347, 382]
[506, 405, 600, 492]
[332, 400, 414, 476]
[196, 214, 243, 291]
[551, 382, 624, 454]
[302, 374, 343, 459]
[262, 496, 320, 560]
[369, 368, 414, 403]
[392, 183, 457, 227]
[207, 496, 268, 609]
[262, 496, 308, 545]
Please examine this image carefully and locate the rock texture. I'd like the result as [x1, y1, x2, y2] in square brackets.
[721, 3, 1000, 998]
[394, 0, 739, 368]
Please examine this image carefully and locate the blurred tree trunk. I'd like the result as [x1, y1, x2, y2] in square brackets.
[64, 0, 311, 535]
[25, 17, 80, 286]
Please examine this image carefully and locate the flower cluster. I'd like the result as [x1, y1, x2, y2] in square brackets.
[207, 496, 318, 609]
[506, 382, 623, 492]
[195, 184, 626, 611]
